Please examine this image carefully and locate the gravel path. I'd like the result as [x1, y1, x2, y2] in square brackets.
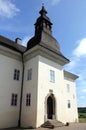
[1, 123, 86, 130]
[37, 123, 86, 130]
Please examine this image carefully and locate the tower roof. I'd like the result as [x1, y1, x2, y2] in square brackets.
[27, 5, 69, 65]
[27, 5, 58, 50]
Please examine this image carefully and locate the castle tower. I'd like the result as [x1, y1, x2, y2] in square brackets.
[21, 5, 78, 128]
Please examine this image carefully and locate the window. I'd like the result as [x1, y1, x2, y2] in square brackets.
[27, 69, 32, 80]
[11, 93, 18, 106]
[67, 84, 70, 92]
[50, 70, 55, 83]
[67, 100, 71, 108]
[73, 94, 75, 99]
[26, 93, 31, 106]
[14, 69, 20, 80]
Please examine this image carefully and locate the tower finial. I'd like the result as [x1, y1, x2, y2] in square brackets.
[42, 3, 44, 7]
[42, 0, 44, 6]
[39, 3, 47, 16]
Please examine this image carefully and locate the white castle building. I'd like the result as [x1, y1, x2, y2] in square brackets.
[0, 5, 78, 129]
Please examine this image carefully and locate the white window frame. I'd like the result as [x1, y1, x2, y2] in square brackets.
[27, 69, 32, 80]
[67, 84, 70, 92]
[50, 70, 55, 83]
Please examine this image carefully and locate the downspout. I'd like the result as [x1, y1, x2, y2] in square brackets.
[18, 52, 24, 127]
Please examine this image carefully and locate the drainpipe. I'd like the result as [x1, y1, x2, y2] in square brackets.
[18, 53, 24, 127]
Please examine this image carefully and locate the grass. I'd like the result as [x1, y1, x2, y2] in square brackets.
[79, 118, 86, 123]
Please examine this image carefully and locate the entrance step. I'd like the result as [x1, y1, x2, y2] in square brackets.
[41, 120, 64, 128]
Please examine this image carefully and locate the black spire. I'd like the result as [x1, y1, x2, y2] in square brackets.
[39, 4, 47, 16]
[34, 5, 52, 36]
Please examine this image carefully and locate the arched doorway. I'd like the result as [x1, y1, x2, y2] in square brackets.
[47, 95, 55, 119]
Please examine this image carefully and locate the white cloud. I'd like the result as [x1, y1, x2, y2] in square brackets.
[0, 0, 20, 18]
[73, 38, 86, 57]
[65, 37, 86, 72]
[82, 89, 86, 93]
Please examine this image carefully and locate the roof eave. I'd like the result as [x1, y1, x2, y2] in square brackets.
[64, 70, 79, 80]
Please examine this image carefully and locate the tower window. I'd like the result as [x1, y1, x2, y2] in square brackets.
[14, 69, 20, 80]
[11, 93, 18, 106]
[67, 100, 71, 108]
[73, 94, 75, 99]
[26, 93, 31, 106]
[50, 70, 55, 83]
[67, 84, 70, 92]
[27, 69, 32, 80]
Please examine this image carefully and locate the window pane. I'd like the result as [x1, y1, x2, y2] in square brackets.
[26, 93, 31, 106]
[11, 93, 18, 106]
[50, 70, 55, 82]
[14, 69, 16, 80]
[27, 69, 32, 80]
[17, 70, 20, 80]
[67, 84, 70, 92]
[68, 100, 71, 108]
[14, 69, 20, 81]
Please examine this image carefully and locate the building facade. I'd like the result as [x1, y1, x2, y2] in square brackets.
[0, 6, 78, 128]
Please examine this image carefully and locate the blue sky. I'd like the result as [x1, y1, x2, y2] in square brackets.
[0, 0, 86, 107]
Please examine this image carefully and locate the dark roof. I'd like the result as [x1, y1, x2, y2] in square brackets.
[27, 30, 69, 63]
[0, 35, 26, 53]
[27, 31, 60, 52]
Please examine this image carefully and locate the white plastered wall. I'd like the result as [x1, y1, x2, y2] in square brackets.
[63, 77, 78, 123]
[36, 56, 78, 127]
[0, 54, 22, 128]
[21, 56, 38, 128]
[36, 55, 66, 127]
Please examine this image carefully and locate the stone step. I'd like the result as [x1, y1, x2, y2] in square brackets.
[41, 120, 64, 128]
